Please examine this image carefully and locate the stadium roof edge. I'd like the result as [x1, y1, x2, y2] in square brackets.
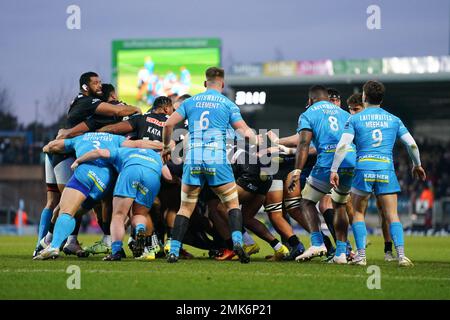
[227, 72, 450, 86]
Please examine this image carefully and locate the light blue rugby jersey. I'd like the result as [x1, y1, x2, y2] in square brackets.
[343, 107, 409, 171]
[297, 100, 356, 168]
[176, 89, 243, 162]
[108, 147, 162, 175]
[64, 133, 125, 167]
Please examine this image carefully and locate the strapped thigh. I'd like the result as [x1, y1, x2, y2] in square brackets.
[284, 196, 302, 210]
[215, 185, 238, 203]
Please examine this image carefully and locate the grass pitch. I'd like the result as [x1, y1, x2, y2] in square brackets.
[0, 235, 449, 300]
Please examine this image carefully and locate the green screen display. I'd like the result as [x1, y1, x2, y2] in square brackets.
[112, 38, 221, 110]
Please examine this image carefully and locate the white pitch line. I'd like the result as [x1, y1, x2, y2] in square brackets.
[1, 269, 450, 282]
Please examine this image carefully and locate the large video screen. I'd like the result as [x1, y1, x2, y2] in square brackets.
[112, 38, 221, 110]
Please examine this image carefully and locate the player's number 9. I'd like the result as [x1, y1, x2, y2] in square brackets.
[372, 129, 383, 147]
[92, 141, 101, 149]
[328, 116, 339, 131]
[199, 111, 210, 130]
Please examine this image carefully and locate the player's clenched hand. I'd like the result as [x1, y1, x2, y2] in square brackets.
[412, 165, 426, 181]
[330, 172, 340, 189]
[131, 106, 142, 115]
[266, 130, 279, 144]
[71, 161, 79, 171]
[287, 169, 301, 193]
[56, 129, 70, 140]
[162, 146, 171, 163]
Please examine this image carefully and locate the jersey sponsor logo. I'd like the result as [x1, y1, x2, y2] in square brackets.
[190, 166, 216, 176]
[87, 170, 106, 191]
[357, 154, 391, 163]
[132, 181, 149, 195]
[363, 173, 390, 183]
[128, 153, 159, 164]
[192, 94, 226, 103]
[92, 98, 101, 104]
[145, 117, 165, 127]
[359, 114, 393, 121]
[188, 141, 219, 149]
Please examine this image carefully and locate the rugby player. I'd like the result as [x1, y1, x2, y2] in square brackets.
[54, 83, 134, 256]
[33, 132, 157, 260]
[34, 73, 141, 257]
[162, 67, 259, 263]
[287, 85, 356, 264]
[347, 93, 396, 261]
[330, 80, 426, 267]
[70, 146, 163, 261]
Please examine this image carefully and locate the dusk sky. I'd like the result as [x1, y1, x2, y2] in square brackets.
[0, 0, 449, 124]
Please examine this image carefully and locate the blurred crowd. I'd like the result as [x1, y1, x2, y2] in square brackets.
[0, 137, 42, 165]
[395, 138, 450, 200]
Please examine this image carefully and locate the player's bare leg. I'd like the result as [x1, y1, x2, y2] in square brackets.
[349, 193, 370, 266]
[34, 190, 60, 256]
[236, 186, 288, 260]
[106, 196, 134, 261]
[132, 202, 158, 261]
[211, 181, 249, 263]
[34, 188, 86, 260]
[376, 197, 395, 261]
[319, 195, 337, 244]
[167, 183, 200, 262]
[265, 185, 305, 260]
[377, 194, 413, 267]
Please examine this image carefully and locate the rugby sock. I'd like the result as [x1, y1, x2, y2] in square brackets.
[389, 222, 405, 258]
[231, 231, 243, 246]
[71, 215, 81, 236]
[352, 222, 367, 258]
[102, 235, 112, 247]
[310, 231, 324, 247]
[170, 215, 190, 256]
[269, 239, 282, 251]
[322, 209, 337, 242]
[101, 221, 111, 236]
[287, 235, 300, 248]
[166, 227, 172, 239]
[170, 240, 181, 256]
[226, 238, 234, 250]
[335, 240, 347, 257]
[50, 213, 75, 250]
[67, 235, 77, 245]
[36, 208, 52, 247]
[322, 232, 334, 253]
[346, 240, 353, 254]
[111, 241, 123, 255]
[384, 241, 393, 253]
[44, 222, 55, 243]
[228, 208, 243, 246]
[243, 231, 255, 246]
[44, 231, 53, 244]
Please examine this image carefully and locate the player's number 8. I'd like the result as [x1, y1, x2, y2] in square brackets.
[328, 116, 339, 131]
[199, 111, 210, 130]
[372, 129, 383, 147]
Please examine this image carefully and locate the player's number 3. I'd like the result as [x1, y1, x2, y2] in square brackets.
[92, 141, 101, 149]
[199, 111, 210, 130]
[372, 129, 383, 147]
